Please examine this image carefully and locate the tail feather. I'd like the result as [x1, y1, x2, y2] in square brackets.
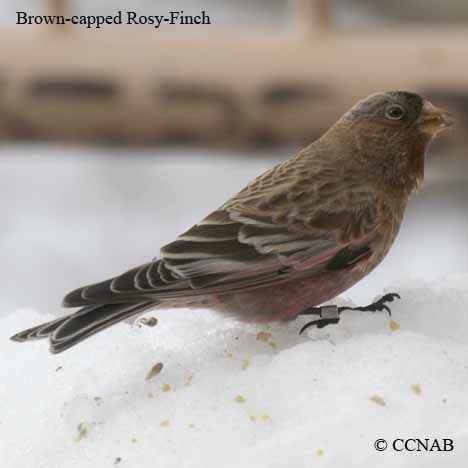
[10, 301, 155, 354]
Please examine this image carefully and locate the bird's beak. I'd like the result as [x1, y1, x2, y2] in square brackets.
[417, 101, 454, 135]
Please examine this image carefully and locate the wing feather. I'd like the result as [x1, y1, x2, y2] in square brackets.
[62, 155, 379, 308]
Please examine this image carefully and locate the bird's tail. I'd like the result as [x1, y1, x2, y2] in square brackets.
[10, 301, 155, 354]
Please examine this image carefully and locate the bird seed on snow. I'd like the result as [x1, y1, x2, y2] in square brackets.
[370, 395, 386, 407]
[145, 362, 163, 381]
[256, 331, 272, 342]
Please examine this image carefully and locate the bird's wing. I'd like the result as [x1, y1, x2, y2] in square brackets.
[64, 198, 377, 307]
[64, 153, 379, 307]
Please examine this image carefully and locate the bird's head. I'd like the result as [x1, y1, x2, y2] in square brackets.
[337, 91, 453, 194]
[344, 91, 453, 138]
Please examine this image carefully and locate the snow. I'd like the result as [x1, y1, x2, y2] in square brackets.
[2, 275, 468, 468]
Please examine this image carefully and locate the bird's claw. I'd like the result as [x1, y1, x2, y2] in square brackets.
[298, 305, 340, 334]
[299, 317, 340, 334]
[297, 293, 401, 334]
[342, 293, 401, 316]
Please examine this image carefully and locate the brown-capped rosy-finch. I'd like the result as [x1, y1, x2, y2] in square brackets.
[12, 91, 453, 353]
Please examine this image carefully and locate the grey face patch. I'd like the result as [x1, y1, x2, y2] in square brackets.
[345, 91, 425, 126]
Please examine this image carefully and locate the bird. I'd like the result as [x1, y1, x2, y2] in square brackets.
[11, 91, 453, 353]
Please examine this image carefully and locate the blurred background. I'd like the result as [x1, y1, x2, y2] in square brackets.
[1, 0, 467, 318]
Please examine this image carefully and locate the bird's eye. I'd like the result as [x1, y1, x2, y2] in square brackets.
[385, 105, 406, 121]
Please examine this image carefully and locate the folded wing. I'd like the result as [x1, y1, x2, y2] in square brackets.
[64, 201, 375, 308]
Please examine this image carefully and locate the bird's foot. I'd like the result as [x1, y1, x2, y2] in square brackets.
[298, 293, 401, 334]
[298, 305, 341, 334]
[340, 293, 401, 315]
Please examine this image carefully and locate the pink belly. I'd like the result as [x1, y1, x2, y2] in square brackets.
[206, 267, 366, 323]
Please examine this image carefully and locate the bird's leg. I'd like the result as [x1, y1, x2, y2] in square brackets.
[297, 305, 341, 333]
[298, 293, 401, 334]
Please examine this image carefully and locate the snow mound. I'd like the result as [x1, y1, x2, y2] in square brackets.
[2, 276, 468, 468]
